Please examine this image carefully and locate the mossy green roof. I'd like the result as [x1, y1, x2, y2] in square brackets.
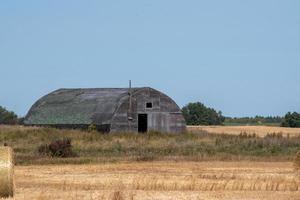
[24, 88, 140, 125]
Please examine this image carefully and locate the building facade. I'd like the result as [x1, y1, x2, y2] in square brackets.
[24, 87, 186, 133]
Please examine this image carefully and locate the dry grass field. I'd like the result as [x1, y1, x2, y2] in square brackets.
[1, 125, 300, 164]
[5, 161, 300, 200]
[188, 125, 300, 137]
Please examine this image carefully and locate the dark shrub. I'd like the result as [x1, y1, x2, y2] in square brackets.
[281, 112, 300, 128]
[38, 138, 77, 157]
[17, 117, 25, 125]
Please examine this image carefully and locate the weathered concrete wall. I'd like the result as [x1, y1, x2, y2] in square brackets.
[111, 88, 186, 133]
[25, 87, 185, 133]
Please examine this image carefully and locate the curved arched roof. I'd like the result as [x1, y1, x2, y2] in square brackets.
[24, 88, 144, 125]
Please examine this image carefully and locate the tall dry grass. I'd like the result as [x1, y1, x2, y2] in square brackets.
[188, 125, 300, 137]
[1, 125, 300, 165]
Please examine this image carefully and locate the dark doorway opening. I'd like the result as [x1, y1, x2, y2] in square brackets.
[138, 114, 147, 133]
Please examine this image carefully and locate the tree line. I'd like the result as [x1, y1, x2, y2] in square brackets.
[181, 102, 300, 128]
[225, 116, 283, 125]
[0, 106, 19, 125]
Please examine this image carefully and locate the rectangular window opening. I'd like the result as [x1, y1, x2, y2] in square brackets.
[146, 102, 152, 108]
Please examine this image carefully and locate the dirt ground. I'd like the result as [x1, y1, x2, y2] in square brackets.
[6, 161, 300, 200]
[187, 125, 300, 137]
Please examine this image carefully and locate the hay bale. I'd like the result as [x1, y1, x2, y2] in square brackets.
[0, 147, 14, 198]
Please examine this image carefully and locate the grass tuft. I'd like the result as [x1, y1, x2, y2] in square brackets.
[110, 191, 124, 200]
[294, 151, 300, 171]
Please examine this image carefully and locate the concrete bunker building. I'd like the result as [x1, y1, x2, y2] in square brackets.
[24, 87, 186, 133]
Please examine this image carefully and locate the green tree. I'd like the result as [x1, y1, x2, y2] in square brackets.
[281, 112, 300, 128]
[0, 106, 18, 125]
[182, 102, 225, 125]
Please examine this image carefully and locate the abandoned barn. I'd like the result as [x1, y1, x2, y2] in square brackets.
[24, 87, 186, 133]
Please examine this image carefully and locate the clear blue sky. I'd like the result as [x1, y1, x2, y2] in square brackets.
[0, 1, 299, 117]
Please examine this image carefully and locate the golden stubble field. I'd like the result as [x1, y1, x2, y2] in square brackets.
[1, 125, 300, 199]
[8, 161, 300, 200]
[188, 125, 300, 137]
